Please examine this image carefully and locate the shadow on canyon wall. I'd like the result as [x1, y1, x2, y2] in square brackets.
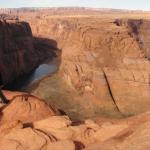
[33, 37, 62, 65]
[2, 37, 62, 91]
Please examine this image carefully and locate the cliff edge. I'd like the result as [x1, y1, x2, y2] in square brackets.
[0, 15, 56, 85]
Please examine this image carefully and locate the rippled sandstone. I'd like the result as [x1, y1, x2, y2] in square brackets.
[0, 91, 150, 150]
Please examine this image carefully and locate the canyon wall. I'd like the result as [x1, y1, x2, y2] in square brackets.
[0, 17, 56, 85]
[1, 10, 150, 150]
[23, 16, 150, 119]
[115, 19, 150, 58]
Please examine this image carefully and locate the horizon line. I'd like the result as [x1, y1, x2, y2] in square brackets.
[0, 6, 149, 12]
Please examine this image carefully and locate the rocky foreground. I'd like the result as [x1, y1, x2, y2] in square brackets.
[0, 91, 149, 150]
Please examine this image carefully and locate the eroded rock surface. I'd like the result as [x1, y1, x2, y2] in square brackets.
[1, 10, 150, 150]
[21, 15, 150, 119]
[0, 91, 58, 125]
[0, 91, 150, 150]
[0, 15, 57, 85]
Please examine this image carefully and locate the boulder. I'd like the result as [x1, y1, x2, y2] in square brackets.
[0, 92, 57, 125]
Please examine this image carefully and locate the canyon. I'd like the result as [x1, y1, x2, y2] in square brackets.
[0, 14, 58, 85]
[0, 8, 150, 149]
[20, 11, 150, 120]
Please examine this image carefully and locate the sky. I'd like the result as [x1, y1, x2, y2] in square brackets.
[0, 0, 149, 11]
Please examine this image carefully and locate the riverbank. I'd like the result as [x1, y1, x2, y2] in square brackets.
[3, 56, 59, 91]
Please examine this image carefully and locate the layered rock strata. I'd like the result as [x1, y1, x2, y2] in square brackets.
[0, 16, 57, 85]
[23, 16, 150, 119]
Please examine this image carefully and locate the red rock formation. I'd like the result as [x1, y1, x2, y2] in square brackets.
[0, 16, 57, 85]
[22, 15, 150, 119]
[0, 91, 150, 150]
[0, 19, 37, 84]
[0, 93, 58, 125]
[1, 9, 150, 150]
[115, 19, 150, 58]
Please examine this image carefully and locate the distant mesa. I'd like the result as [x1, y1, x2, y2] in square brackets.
[0, 14, 19, 23]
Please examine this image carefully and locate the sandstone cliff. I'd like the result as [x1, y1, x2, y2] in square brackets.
[23, 16, 150, 120]
[0, 10, 150, 150]
[115, 19, 150, 58]
[0, 17, 57, 85]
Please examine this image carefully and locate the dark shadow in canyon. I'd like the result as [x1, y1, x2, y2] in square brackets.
[2, 37, 62, 91]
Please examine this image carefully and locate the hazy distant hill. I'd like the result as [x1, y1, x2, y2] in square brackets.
[0, 7, 149, 16]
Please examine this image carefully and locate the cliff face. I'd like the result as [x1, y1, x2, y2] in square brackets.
[24, 16, 150, 119]
[115, 19, 150, 58]
[0, 20, 38, 84]
[0, 18, 57, 85]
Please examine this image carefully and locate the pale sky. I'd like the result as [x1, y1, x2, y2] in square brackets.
[0, 0, 149, 10]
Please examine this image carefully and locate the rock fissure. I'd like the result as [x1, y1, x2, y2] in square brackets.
[103, 71, 121, 113]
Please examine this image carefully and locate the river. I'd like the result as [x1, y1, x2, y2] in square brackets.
[4, 60, 58, 91]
